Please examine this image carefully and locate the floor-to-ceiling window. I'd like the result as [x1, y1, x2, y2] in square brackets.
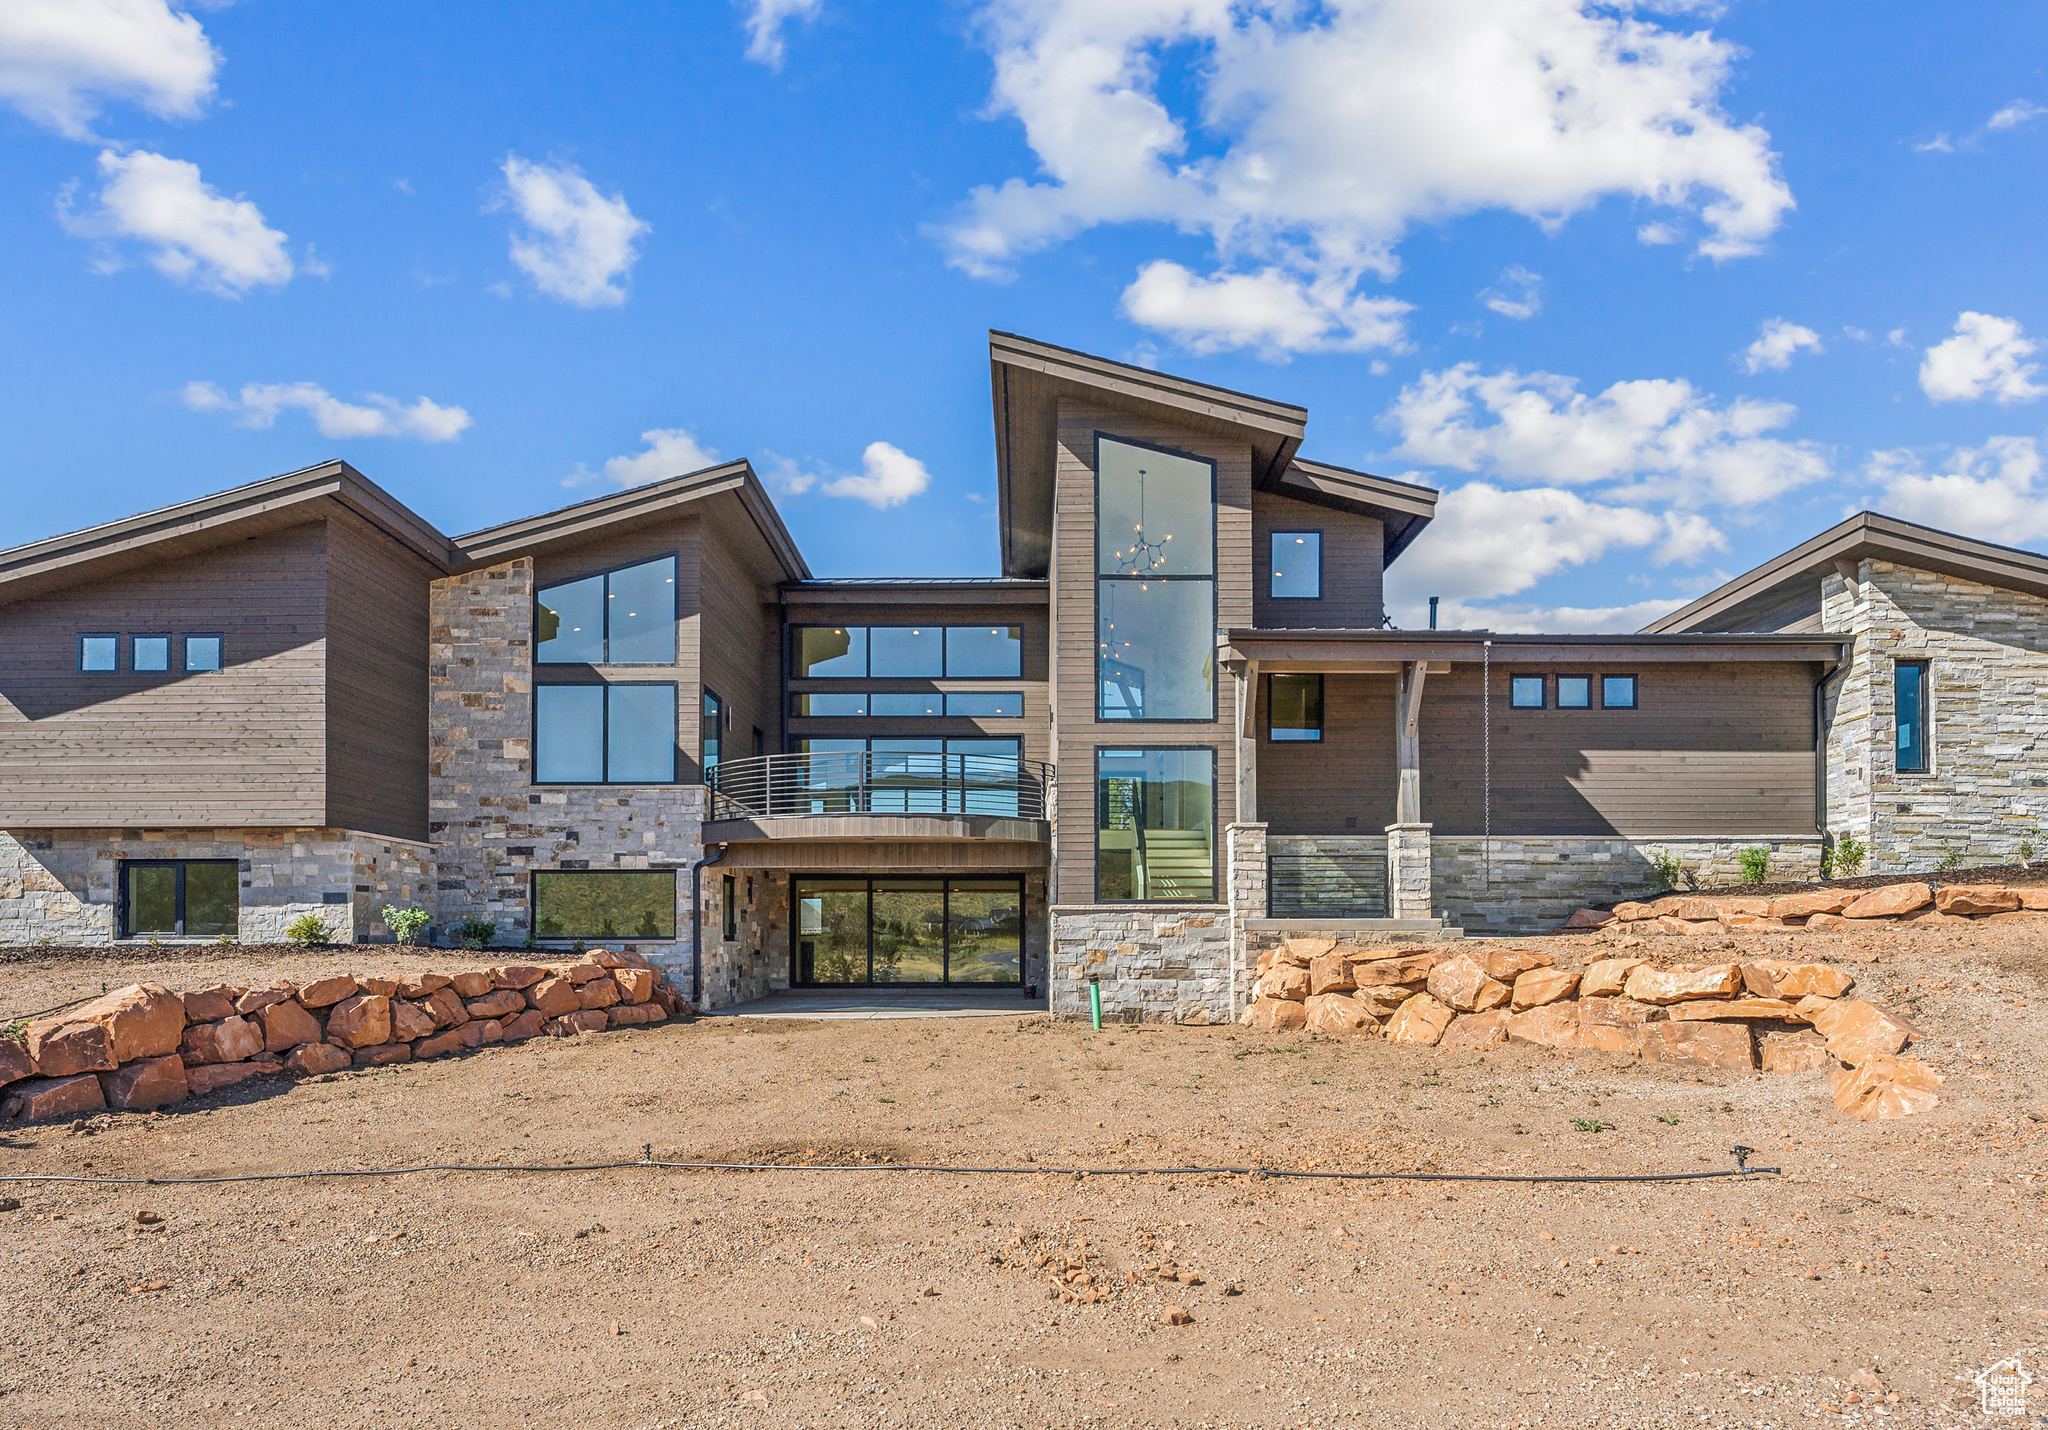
[793, 875, 1025, 985]
[1095, 747, 1215, 901]
[1096, 435, 1216, 721]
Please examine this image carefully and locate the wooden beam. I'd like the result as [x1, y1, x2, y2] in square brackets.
[1235, 660, 1259, 824]
[1395, 661, 1426, 824]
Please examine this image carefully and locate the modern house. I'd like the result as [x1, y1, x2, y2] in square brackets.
[4, 333, 2044, 1020]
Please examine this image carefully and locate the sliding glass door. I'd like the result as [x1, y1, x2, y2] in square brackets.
[793, 875, 1025, 985]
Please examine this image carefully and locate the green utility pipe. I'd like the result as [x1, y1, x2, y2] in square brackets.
[1088, 976, 1102, 1031]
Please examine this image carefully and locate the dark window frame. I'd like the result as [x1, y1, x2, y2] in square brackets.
[941, 624, 1025, 678]
[1093, 431, 1220, 725]
[183, 633, 224, 673]
[1894, 659, 1931, 774]
[1092, 744, 1219, 904]
[789, 624, 1026, 680]
[130, 633, 172, 674]
[534, 552, 680, 667]
[1265, 672, 1324, 743]
[702, 686, 724, 775]
[116, 858, 239, 939]
[532, 680, 679, 786]
[529, 867, 680, 941]
[1600, 673, 1639, 710]
[1555, 674, 1592, 709]
[722, 872, 737, 941]
[1509, 674, 1547, 709]
[787, 872, 1026, 987]
[1268, 529, 1324, 600]
[78, 633, 119, 673]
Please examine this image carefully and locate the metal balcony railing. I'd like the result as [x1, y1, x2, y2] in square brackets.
[708, 751, 1050, 823]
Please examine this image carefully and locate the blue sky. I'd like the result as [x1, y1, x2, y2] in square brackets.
[2, 0, 2045, 629]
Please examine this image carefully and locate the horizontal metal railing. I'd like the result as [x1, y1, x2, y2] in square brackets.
[708, 751, 1050, 822]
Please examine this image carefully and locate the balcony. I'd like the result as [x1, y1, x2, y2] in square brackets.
[705, 751, 1052, 844]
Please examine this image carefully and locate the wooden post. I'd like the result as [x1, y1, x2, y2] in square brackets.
[1395, 660, 1427, 824]
[1234, 659, 1259, 824]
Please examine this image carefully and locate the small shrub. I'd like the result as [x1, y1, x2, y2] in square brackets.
[1737, 846, 1771, 884]
[284, 914, 331, 948]
[214, 932, 235, 946]
[2021, 826, 2042, 867]
[1655, 1114, 1681, 1126]
[380, 905, 431, 947]
[1817, 845, 1835, 880]
[1571, 1118, 1613, 1133]
[3, 1018, 27, 1046]
[1648, 849, 1684, 890]
[1833, 834, 1867, 876]
[452, 918, 497, 951]
[1936, 842, 1965, 875]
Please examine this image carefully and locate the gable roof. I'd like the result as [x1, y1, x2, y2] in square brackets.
[1275, 457, 1438, 566]
[1645, 511, 2048, 633]
[0, 459, 456, 607]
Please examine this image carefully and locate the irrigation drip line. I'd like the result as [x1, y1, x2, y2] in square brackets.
[0, 1145, 1780, 1189]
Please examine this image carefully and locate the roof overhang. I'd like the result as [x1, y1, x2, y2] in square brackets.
[0, 460, 456, 608]
[1222, 628, 1847, 672]
[1274, 457, 1437, 567]
[454, 459, 810, 581]
[990, 330, 1307, 580]
[1644, 511, 2048, 633]
[781, 578, 1049, 608]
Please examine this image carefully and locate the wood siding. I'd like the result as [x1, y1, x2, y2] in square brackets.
[1257, 673, 1397, 833]
[324, 510, 436, 841]
[1051, 399, 1252, 904]
[0, 522, 330, 826]
[1251, 491, 1384, 628]
[698, 519, 780, 768]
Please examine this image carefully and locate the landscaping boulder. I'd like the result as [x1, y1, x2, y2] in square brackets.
[1304, 993, 1376, 1035]
[186, 1061, 268, 1096]
[1474, 948, 1555, 982]
[1240, 998, 1307, 1033]
[612, 968, 656, 1004]
[1804, 912, 1848, 930]
[3, 1073, 106, 1121]
[1354, 985, 1414, 1017]
[415, 1023, 484, 1058]
[1511, 967, 1580, 1010]
[1426, 954, 1510, 1013]
[1505, 1002, 1579, 1048]
[99, 1055, 188, 1111]
[1933, 884, 2020, 916]
[1283, 936, 1334, 965]
[526, 976, 582, 1017]
[1580, 957, 1648, 998]
[562, 962, 610, 986]
[0, 1039, 33, 1091]
[1842, 883, 1931, 919]
[1741, 961, 1854, 1000]
[1642, 1021, 1754, 1071]
[285, 1043, 350, 1076]
[1562, 908, 1614, 930]
[492, 964, 549, 990]
[1767, 888, 1857, 920]
[476, 1018, 505, 1043]
[498, 1010, 547, 1041]
[259, 999, 323, 1053]
[71, 983, 185, 1061]
[1811, 1000, 1916, 1065]
[449, 970, 496, 998]
[1653, 916, 1720, 937]
[1624, 963, 1742, 1004]
[463, 989, 526, 1020]
[1665, 996, 1801, 1021]
[1610, 901, 1652, 921]
[235, 981, 297, 1015]
[24, 1020, 115, 1077]
[353, 1044, 410, 1067]
[394, 973, 452, 999]
[425, 986, 470, 1028]
[1832, 1055, 1942, 1120]
[1760, 1030, 1832, 1075]
[1439, 1009, 1510, 1050]
[1256, 966, 1311, 1002]
[548, 1009, 610, 1036]
[181, 984, 241, 1022]
[324, 994, 391, 1049]
[180, 1015, 263, 1065]
[390, 1001, 436, 1041]
[1384, 992, 1456, 1046]
[1577, 997, 1661, 1055]
[294, 976, 358, 1009]
[577, 977, 622, 1011]
[358, 977, 400, 998]
[1306, 954, 1356, 996]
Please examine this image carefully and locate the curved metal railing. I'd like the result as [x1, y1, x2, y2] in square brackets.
[708, 751, 1050, 822]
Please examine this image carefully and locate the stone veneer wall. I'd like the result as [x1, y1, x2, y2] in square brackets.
[427, 562, 706, 961]
[702, 866, 792, 1008]
[1433, 835, 1824, 935]
[1822, 560, 2048, 872]
[0, 828, 435, 946]
[1050, 905, 1230, 1024]
[1385, 824, 1433, 919]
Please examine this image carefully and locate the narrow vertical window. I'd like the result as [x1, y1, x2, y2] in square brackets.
[722, 872, 737, 941]
[1895, 660, 1929, 773]
[1270, 532, 1322, 599]
[702, 688, 724, 775]
[1097, 435, 1216, 720]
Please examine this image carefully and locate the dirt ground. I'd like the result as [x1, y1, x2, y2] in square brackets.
[2, 923, 2044, 1429]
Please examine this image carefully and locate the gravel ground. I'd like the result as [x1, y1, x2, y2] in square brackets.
[1, 922, 2044, 1429]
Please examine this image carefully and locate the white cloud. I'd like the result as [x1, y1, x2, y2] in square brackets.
[60, 148, 293, 295]
[757, 451, 818, 498]
[1919, 311, 2045, 404]
[1912, 133, 1954, 155]
[1988, 100, 2046, 131]
[1388, 481, 1662, 602]
[1391, 591, 1686, 634]
[564, 427, 719, 489]
[1479, 265, 1542, 321]
[496, 156, 649, 308]
[938, 0, 1791, 354]
[183, 381, 471, 442]
[1636, 221, 1682, 245]
[1120, 260, 1411, 356]
[1385, 362, 1829, 507]
[742, 0, 821, 69]
[0, 0, 218, 140]
[820, 441, 932, 508]
[1873, 436, 2048, 543]
[1741, 317, 1823, 374]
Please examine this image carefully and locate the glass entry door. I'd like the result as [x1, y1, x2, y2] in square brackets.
[794, 875, 1023, 985]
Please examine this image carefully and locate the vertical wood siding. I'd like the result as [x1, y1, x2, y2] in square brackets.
[325, 511, 437, 841]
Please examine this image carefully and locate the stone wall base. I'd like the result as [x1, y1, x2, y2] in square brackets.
[1051, 904, 1230, 1024]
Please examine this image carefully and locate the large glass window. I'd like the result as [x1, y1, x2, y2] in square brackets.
[535, 683, 676, 783]
[792, 625, 1023, 678]
[1268, 673, 1323, 742]
[795, 626, 867, 677]
[532, 870, 677, 940]
[1895, 660, 1929, 773]
[1270, 532, 1322, 599]
[1096, 436, 1215, 720]
[871, 692, 944, 717]
[120, 860, 238, 938]
[946, 625, 1023, 677]
[946, 691, 1023, 717]
[537, 556, 676, 664]
[870, 626, 944, 677]
[1095, 747, 1214, 901]
[793, 875, 1024, 985]
[794, 737, 1025, 815]
[794, 692, 867, 717]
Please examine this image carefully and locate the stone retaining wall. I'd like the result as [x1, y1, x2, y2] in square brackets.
[1, 953, 689, 1123]
[1050, 905, 1231, 1024]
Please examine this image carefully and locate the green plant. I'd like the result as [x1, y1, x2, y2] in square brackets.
[1833, 833, 1867, 876]
[1737, 846, 1771, 884]
[3, 1018, 27, 1045]
[2021, 826, 2042, 868]
[284, 913, 331, 948]
[1935, 841, 1964, 875]
[1656, 1114, 1681, 1126]
[1648, 849, 1684, 890]
[1817, 845, 1835, 880]
[214, 932, 235, 946]
[452, 918, 497, 951]
[379, 905, 431, 947]
[1571, 1118, 1613, 1133]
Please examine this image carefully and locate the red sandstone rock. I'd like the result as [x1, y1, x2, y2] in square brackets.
[1425, 954, 1510, 1013]
[1811, 1000, 1917, 1066]
[1347, 951, 1450, 985]
[490, 965, 550, 990]
[181, 984, 241, 1022]
[235, 981, 297, 1015]
[352, 1044, 411, 1067]
[414, 1024, 482, 1058]
[1831, 1054, 1942, 1120]
[1281, 937, 1333, 966]
[180, 1015, 263, 1065]
[449, 970, 495, 998]
[611, 968, 656, 1004]
[357, 977, 400, 998]
[562, 962, 610, 985]
[1562, 908, 1614, 930]
[1255, 966, 1312, 1002]
[497, 1010, 547, 1041]
[1306, 954, 1356, 996]
[294, 976, 358, 1009]
[259, 1000, 323, 1053]
[1438, 1009, 1510, 1050]
[1610, 901, 1652, 921]
[1303, 993, 1376, 1035]
[424, 986, 470, 1028]
[1804, 912, 1848, 930]
[324, 994, 391, 1049]
[525, 976, 580, 1017]
[607, 1004, 655, 1028]
[1642, 1021, 1754, 1070]
[1934, 884, 2021, 916]
[1623, 963, 1742, 1004]
[0, 1039, 33, 1091]
[99, 1055, 188, 1111]
[1384, 993, 1456, 1046]
[1760, 1030, 1832, 1075]
[286, 1043, 350, 1075]
[185, 1061, 267, 1096]
[1665, 996, 1802, 1021]
[3, 1073, 107, 1121]
[1767, 889, 1857, 920]
[1741, 961, 1854, 1000]
[1473, 948, 1555, 982]
[463, 989, 526, 1020]
[71, 983, 185, 1061]
[394, 973, 451, 999]
[390, 1001, 436, 1041]
[1579, 957, 1649, 998]
[1842, 883, 1932, 919]
[1505, 1002, 1579, 1048]
[549, 1009, 610, 1035]
[592, 950, 626, 968]
[577, 978, 622, 1011]
[24, 1020, 115, 1077]
[1577, 997, 1661, 1055]
[1511, 967, 1580, 1010]
[475, 1018, 504, 1043]
[1239, 998, 1307, 1033]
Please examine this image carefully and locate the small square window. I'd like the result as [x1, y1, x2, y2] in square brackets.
[80, 635, 118, 672]
[1556, 675, 1590, 708]
[185, 635, 223, 672]
[1270, 532, 1322, 599]
[1602, 675, 1637, 709]
[132, 635, 170, 672]
[1510, 676, 1545, 709]
[1268, 673, 1323, 741]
